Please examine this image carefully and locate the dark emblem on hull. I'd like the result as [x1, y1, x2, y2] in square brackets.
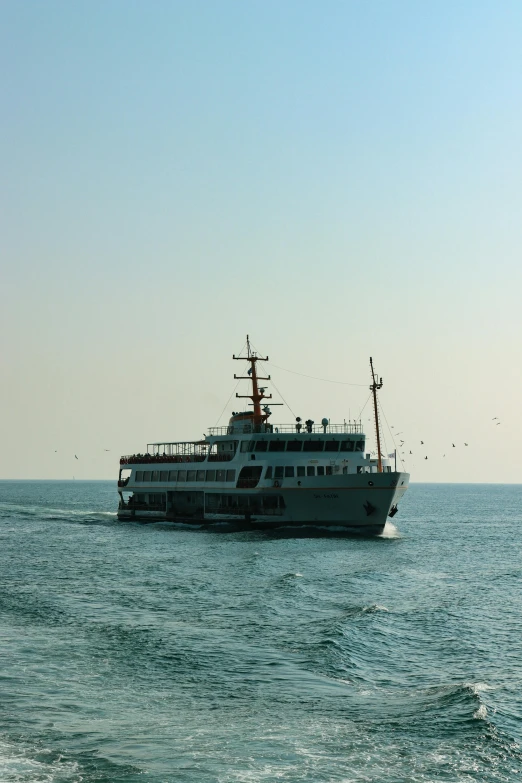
[363, 500, 376, 516]
[388, 504, 398, 518]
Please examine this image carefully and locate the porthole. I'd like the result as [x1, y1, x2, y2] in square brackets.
[368, 480, 374, 486]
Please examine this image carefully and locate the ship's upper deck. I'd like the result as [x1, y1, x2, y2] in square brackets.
[209, 421, 363, 436]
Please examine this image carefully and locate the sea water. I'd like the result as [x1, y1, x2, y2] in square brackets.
[0, 481, 521, 782]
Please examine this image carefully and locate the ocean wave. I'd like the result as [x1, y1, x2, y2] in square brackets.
[0, 503, 117, 522]
[0, 738, 81, 782]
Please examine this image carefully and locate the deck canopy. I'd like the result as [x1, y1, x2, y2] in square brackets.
[147, 441, 208, 456]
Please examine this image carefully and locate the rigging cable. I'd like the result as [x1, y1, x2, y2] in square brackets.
[214, 361, 249, 427]
[266, 366, 298, 419]
[378, 399, 405, 470]
[356, 393, 372, 422]
[267, 363, 368, 387]
[214, 338, 249, 426]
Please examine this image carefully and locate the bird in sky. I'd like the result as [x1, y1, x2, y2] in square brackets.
[492, 417, 498, 420]
[103, 449, 110, 452]
[443, 454, 446, 457]
[409, 451, 412, 454]
[75, 455, 78, 460]
[425, 456, 428, 460]
[464, 443, 468, 446]
[452, 444, 455, 447]
[496, 422, 501, 425]
[421, 441, 424, 444]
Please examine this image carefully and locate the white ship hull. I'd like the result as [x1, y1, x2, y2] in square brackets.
[116, 341, 409, 536]
[117, 471, 409, 534]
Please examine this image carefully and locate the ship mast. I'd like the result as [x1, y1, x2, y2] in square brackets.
[233, 335, 272, 428]
[370, 357, 383, 473]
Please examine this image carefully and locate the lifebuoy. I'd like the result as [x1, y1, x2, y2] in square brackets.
[274, 480, 280, 488]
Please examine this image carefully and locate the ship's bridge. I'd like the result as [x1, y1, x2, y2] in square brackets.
[227, 411, 256, 434]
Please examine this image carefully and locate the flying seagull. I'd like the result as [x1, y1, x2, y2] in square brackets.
[421, 441, 424, 444]
[409, 451, 412, 454]
[103, 449, 110, 452]
[464, 443, 468, 446]
[425, 456, 428, 460]
[492, 417, 498, 420]
[75, 455, 78, 460]
[452, 444, 455, 447]
[496, 422, 501, 425]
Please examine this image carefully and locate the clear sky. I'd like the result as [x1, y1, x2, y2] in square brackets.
[1, 0, 521, 482]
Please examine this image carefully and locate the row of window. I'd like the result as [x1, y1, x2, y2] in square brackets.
[206, 493, 284, 512]
[133, 464, 392, 484]
[129, 493, 285, 513]
[266, 465, 333, 478]
[240, 439, 365, 453]
[265, 465, 392, 477]
[135, 469, 236, 483]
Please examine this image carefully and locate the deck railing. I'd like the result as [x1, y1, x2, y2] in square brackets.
[208, 422, 363, 436]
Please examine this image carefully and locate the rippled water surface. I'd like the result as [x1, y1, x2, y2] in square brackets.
[1, 481, 521, 782]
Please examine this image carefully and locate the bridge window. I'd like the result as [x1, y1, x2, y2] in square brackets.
[317, 466, 325, 476]
[226, 470, 236, 482]
[136, 471, 143, 482]
[297, 466, 305, 477]
[240, 441, 254, 452]
[340, 441, 355, 452]
[187, 471, 196, 481]
[355, 440, 365, 452]
[269, 440, 285, 452]
[254, 441, 268, 452]
[143, 471, 151, 482]
[265, 466, 273, 479]
[284, 466, 294, 478]
[326, 466, 332, 475]
[303, 440, 324, 452]
[206, 470, 216, 481]
[217, 469, 226, 481]
[178, 471, 187, 482]
[274, 466, 284, 479]
[306, 466, 315, 476]
[169, 471, 178, 481]
[286, 440, 302, 452]
[152, 471, 160, 481]
[160, 471, 168, 481]
[324, 441, 339, 452]
[197, 470, 205, 481]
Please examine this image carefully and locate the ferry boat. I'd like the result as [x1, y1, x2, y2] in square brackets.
[117, 339, 409, 534]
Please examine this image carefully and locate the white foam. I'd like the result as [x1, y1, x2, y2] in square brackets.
[0, 738, 80, 782]
[469, 682, 493, 694]
[474, 703, 488, 720]
[379, 521, 401, 538]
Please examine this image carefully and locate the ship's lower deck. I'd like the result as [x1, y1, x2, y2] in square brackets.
[117, 473, 409, 535]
